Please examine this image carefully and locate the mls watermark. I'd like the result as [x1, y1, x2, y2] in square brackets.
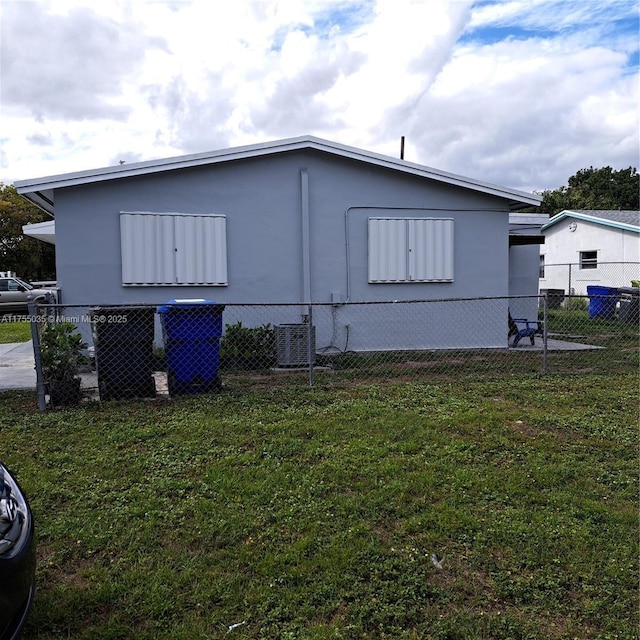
[1, 314, 128, 324]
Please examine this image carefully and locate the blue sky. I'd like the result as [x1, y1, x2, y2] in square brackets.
[1, 0, 638, 194]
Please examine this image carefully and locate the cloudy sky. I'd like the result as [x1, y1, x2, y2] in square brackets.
[1, 0, 638, 193]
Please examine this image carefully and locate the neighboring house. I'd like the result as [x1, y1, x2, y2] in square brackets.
[16, 136, 542, 350]
[539, 210, 640, 295]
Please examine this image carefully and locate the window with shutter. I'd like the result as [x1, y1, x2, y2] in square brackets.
[368, 217, 454, 283]
[120, 213, 227, 285]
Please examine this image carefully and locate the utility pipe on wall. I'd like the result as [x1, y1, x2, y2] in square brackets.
[300, 169, 314, 383]
[300, 169, 311, 304]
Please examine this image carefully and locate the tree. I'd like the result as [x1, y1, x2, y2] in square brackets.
[539, 166, 639, 216]
[0, 183, 56, 281]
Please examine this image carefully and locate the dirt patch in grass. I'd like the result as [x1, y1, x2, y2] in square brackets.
[509, 420, 542, 438]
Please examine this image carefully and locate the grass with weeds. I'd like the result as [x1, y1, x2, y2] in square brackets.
[0, 373, 638, 639]
[0, 318, 33, 343]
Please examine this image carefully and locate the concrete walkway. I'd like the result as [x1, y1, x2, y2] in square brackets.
[0, 341, 37, 391]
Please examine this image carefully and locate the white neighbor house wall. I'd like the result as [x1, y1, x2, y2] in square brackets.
[540, 216, 640, 294]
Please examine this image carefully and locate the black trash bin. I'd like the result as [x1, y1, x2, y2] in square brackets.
[157, 299, 225, 396]
[90, 306, 156, 401]
[618, 287, 640, 324]
[540, 289, 565, 310]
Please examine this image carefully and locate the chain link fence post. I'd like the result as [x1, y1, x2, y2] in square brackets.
[307, 304, 314, 387]
[541, 294, 548, 373]
[27, 302, 47, 411]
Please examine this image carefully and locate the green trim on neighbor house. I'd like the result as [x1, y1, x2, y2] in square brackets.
[541, 210, 640, 234]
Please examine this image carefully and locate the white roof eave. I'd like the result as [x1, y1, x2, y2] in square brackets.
[22, 219, 56, 245]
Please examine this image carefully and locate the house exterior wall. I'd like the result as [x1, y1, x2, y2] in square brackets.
[53, 150, 513, 349]
[509, 244, 540, 319]
[540, 218, 640, 294]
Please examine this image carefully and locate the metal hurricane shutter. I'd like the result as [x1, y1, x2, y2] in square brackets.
[410, 218, 454, 281]
[368, 218, 408, 282]
[121, 213, 177, 285]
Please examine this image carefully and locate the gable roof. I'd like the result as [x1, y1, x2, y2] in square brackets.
[15, 135, 542, 215]
[541, 210, 640, 233]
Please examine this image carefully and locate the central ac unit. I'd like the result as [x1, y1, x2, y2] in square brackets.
[275, 324, 316, 366]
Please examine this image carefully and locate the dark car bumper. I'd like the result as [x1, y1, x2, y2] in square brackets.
[0, 463, 36, 640]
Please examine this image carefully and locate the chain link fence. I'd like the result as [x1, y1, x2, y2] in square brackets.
[540, 261, 640, 296]
[28, 292, 638, 409]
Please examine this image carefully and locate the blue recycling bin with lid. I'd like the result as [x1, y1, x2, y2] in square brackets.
[157, 299, 225, 395]
[586, 286, 619, 319]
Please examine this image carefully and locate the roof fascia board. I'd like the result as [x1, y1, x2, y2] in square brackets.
[541, 210, 640, 233]
[15, 135, 542, 209]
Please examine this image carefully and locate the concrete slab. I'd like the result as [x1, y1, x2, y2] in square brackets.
[510, 337, 604, 351]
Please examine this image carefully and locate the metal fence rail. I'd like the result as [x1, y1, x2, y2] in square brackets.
[29, 293, 639, 409]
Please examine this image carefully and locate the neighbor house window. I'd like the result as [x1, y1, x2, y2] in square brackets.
[368, 217, 454, 283]
[539, 254, 545, 279]
[120, 213, 227, 285]
[579, 250, 597, 270]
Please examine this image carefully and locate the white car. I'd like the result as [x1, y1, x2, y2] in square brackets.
[0, 276, 57, 315]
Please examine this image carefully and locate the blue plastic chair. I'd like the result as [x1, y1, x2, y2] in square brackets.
[509, 312, 542, 347]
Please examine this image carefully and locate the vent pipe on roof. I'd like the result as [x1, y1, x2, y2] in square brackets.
[400, 136, 405, 160]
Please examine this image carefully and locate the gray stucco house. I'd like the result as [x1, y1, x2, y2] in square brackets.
[16, 136, 543, 351]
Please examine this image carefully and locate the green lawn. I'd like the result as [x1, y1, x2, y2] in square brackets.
[0, 318, 33, 343]
[1, 373, 637, 639]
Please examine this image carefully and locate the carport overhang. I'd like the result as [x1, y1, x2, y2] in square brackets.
[22, 219, 56, 245]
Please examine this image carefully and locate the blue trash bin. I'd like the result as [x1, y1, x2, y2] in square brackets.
[586, 286, 619, 319]
[157, 299, 225, 395]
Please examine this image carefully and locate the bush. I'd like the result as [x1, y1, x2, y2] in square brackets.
[220, 322, 275, 370]
[563, 296, 589, 311]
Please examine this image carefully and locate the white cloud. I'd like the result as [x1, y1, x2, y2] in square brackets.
[0, 0, 637, 194]
[0, 1, 168, 121]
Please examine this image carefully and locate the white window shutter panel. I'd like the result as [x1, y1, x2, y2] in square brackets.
[155, 214, 177, 284]
[209, 216, 228, 284]
[368, 218, 408, 282]
[174, 215, 196, 283]
[175, 215, 227, 285]
[410, 218, 454, 281]
[120, 214, 174, 284]
[120, 213, 138, 284]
